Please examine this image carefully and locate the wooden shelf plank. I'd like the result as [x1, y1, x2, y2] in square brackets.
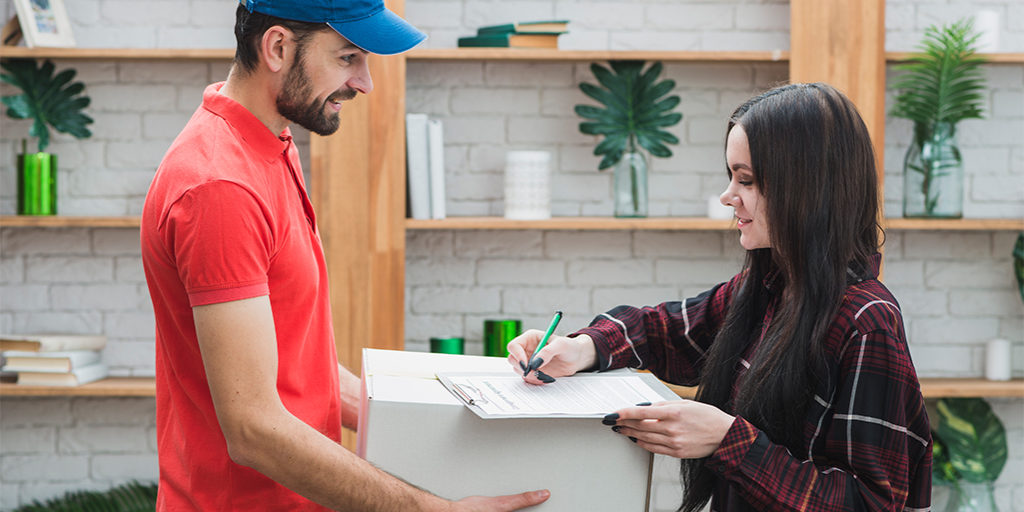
[887, 51, 1024, 64]
[406, 216, 1023, 231]
[0, 47, 234, 60]
[406, 216, 736, 230]
[883, 218, 1024, 231]
[0, 47, 789, 63]
[919, 378, 1024, 398]
[0, 377, 1017, 398]
[0, 377, 155, 397]
[0, 216, 141, 227]
[408, 48, 788, 62]
[1, 216, 1016, 232]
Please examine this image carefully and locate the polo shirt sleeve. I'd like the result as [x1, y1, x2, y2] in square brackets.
[163, 179, 273, 307]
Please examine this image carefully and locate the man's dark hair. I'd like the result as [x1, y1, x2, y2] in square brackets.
[233, 4, 334, 74]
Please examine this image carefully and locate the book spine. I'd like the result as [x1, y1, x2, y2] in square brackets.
[427, 119, 446, 220]
[405, 113, 432, 219]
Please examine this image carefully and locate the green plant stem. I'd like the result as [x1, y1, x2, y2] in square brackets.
[629, 136, 639, 214]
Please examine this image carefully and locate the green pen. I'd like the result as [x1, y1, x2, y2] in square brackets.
[524, 310, 562, 376]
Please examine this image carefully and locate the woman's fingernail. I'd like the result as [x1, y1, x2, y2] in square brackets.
[529, 357, 544, 372]
[629, 436, 638, 443]
[535, 371, 555, 383]
[636, 402, 651, 406]
[601, 412, 619, 425]
[611, 426, 622, 433]
[519, 360, 526, 372]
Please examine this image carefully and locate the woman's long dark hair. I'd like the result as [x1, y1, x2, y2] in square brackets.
[679, 83, 881, 512]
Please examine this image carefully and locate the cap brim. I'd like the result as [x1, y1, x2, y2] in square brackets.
[328, 8, 426, 55]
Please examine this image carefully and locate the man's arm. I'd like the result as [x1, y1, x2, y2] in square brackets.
[194, 296, 547, 511]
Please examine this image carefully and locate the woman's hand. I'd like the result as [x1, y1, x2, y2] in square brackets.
[506, 331, 597, 385]
[605, 400, 736, 459]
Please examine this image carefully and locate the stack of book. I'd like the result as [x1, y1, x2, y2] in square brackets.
[406, 113, 446, 220]
[0, 334, 108, 386]
[457, 20, 569, 49]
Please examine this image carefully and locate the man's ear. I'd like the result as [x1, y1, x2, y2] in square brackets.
[259, 25, 292, 73]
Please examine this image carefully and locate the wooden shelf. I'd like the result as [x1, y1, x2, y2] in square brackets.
[0, 47, 233, 60]
[406, 216, 735, 230]
[887, 51, 1024, 64]
[2, 216, 1017, 232]
[0, 46, 787, 63]
[919, 378, 1024, 398]
[883, 218, 1023, 231]
[7, 47, 1018, 65]
[408, 48, 788, 62]
[0, 377, 155, 397]
[406, 216, 1023, 231]
[0, 215, 140, 227]
[0, 377, 1014, 398]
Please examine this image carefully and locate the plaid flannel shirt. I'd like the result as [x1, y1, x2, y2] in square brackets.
[574, 254, 932, 511]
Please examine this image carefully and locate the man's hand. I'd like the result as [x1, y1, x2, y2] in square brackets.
[451, 490, 550, 511]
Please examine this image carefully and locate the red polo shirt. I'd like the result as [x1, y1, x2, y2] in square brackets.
[141, 82, 339, 511]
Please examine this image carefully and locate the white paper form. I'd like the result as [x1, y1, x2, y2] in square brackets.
[437, 372, 670, 419]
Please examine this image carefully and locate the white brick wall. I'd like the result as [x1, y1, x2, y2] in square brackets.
[0, 0, 1021, 509]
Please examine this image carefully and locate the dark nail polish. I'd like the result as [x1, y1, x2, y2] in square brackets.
[519, 360, 526, 372]
[602, 418, 617, 426]
[602, 412, 619, 425]
[629, 436, 638, 443]
[529, 357, 544, 372]
[636, 402, 651, 406]
[535, 370, 555, 384]
[611, 426, 622, 433]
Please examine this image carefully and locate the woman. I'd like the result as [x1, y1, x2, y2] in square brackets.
[508, 83, 932, 511]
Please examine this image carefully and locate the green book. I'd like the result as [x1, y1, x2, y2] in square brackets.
[477, 20, 569, 35]
[458, 32, 561, 49]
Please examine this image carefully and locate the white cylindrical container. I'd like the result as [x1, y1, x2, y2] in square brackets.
[985, 338, 1012, 381]
[504, 151, 551, 220]
[975, 10, 1000, 53]
[707, 195, 734, 220]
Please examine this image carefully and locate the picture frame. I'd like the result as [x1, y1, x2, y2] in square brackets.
[12, 0, 75, 48]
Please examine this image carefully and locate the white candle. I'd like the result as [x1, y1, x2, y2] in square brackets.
[985, 338, 1011, 381]
[504, 151, 551, 220]
[975, 10, 1000, 53]
[707, 195, 734, 220]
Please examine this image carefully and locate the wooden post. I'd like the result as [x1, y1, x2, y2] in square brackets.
[790, 0, 887, 276]
[309, 1, 407, 446]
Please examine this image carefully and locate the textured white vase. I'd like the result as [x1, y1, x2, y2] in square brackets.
[504, 151, 551, 220]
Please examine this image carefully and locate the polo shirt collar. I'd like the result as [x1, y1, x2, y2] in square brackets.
[201, 82, 292, 161]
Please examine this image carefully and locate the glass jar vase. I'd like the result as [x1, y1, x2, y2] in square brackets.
[613, 150, 648, 218]
[902, 121, 963, 218]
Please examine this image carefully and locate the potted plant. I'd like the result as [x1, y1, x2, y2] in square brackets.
[931, 397, 1007, 511]
[1, 58, 93, 216]
[889, 18, 986, 218]
[13, 480, 157, 511]
[574, 60, 682, 218]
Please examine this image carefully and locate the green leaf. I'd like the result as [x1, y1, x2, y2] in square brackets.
[934, 398, 1007, 483]
[574, 60, 683, 171]
[889, 18, 987, 126]
[13, 481, 158, 512]
[0, 59, 93, 152]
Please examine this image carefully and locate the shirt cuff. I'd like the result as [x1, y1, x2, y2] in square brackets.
[705, 415, 762, 477]
[570, 328, 613, 371]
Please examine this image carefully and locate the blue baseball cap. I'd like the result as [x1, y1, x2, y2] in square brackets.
[240, 0, 426, 55]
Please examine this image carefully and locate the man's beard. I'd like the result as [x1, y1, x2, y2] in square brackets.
[276, 57, 357, 136]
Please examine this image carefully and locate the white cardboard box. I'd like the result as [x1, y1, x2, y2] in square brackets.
[357, 349, 678, 510]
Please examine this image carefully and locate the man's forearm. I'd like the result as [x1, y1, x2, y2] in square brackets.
[233, 405, 449, 511]
[339, 363, 361, 430]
